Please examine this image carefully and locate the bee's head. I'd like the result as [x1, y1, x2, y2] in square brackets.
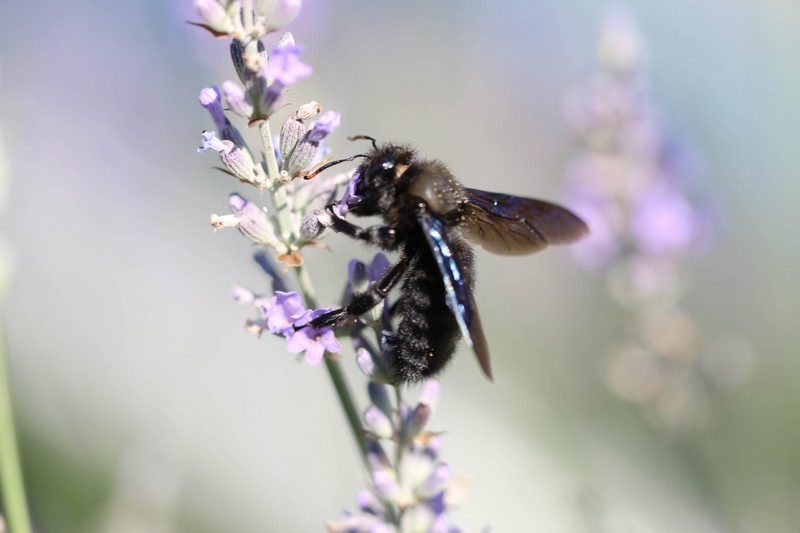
[345, 144, 416, 216]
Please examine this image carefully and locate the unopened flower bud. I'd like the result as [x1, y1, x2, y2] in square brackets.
[199, 86, 227, 131]
[368, 382, 393, 419]
[365, 440, 391, 470]
[300, 210, 326, 239]
[296, 101, 321, 120]
[416, 463, 450, 499]
[221, 80, 254, 118]
[356, 490, 383, 515]
[284, 136, 319, 176]
[372, 470, 403, 503]
[228, 193, 281, 247]
[194, 0, 235, 35]
[355, 347, 376, 377]
[221, 144, 265, 187]
[279, 114, 306, 162]
[364, 405, 394, 439]
[405, 403, 431, 438]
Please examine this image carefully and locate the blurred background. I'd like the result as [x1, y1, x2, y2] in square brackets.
[1, 0, 799, 531]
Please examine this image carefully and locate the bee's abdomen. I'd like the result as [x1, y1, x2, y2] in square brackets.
[393, 238, 474, 382]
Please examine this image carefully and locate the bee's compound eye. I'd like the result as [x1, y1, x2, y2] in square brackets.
[381, 160, 394, 170]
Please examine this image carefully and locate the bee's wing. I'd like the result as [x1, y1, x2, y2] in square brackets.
[417, 209, 493, 381]
[461, 188, 590, 256]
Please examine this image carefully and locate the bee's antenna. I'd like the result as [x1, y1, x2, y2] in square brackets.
[347, 135, 378, 150]
[303, 153, 368, 180]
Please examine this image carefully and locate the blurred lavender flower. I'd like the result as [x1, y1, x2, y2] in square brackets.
[327, 380, 465, 533]
[566, 10, 752, 433]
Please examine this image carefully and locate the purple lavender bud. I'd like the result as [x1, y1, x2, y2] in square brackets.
[284, 135, 318, 176]
[193, 0, 234, 35]
[356, 490, 383, 515]
[368, 382, 393, 419]
[307, 111, 341, 143]
[283, 110, 340, 175]
[346, 259, 369, 297]
[418, 379, 440, 412]
[300, 209, 326, 240]
[221, 80, 254, 118]
[261, 0, 302, 34]
[365, 440, 391, 470]
[364, 405, 394, 439]
[198, 85, 249, 151]
[199, 86, 227, 132]
[259, 82, 284, 120]
[366, 253, 390, 284]
[372, 470, 403, 503]
[416, 463, 450, 499]
[425, 435, 443, 458]
[221, 144, 264, 186]
[228, 193, 279, 246]
[279, 113, 307, 163]
[356, 347, 376, 377]
[405, 403, 431, 439]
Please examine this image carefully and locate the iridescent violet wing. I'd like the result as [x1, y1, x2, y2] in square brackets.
[417, 209, 493, 381]
[461, 188, 590, 256]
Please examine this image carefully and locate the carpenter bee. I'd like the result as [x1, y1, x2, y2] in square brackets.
[305, 137, 589, 383]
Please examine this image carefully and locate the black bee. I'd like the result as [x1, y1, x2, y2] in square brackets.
[305, 137, 589, 383]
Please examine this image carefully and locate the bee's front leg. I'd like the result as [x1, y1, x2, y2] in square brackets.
[302, 205, 399, 249]
[309, 253, 413, 330]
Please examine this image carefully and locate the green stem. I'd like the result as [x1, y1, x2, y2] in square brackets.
[258, 120, 367, 471]
[0, 324, 33, 533]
